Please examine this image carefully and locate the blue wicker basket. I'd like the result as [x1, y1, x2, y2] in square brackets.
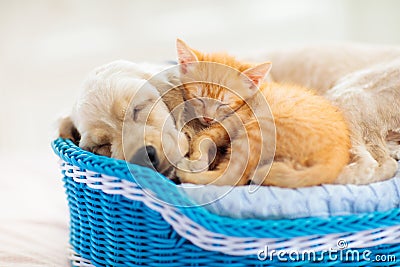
[52, 138, 400, 266]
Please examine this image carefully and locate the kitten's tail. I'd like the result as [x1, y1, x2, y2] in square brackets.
[253, 161, 342, 188]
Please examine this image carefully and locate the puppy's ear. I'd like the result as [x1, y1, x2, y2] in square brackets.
[58, 116, 80, 145]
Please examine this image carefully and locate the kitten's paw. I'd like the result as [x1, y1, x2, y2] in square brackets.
[177, 172, 199, 184]
[192, 159, 209, 172]
[175, 161, 200, 184]
[190, 150, 202, 161]
[177, 158, 209, 173]
[176, 160, 190, 173]
[190, 137, 216, 164]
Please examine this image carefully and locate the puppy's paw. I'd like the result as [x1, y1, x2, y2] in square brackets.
[389, 147, 400, 160]
[386, 132, 400, 160]
[335, 159, 379, 185]
[378, 157, 398, 181]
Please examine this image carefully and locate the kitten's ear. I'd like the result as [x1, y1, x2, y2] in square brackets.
[243, 62, 272, 89]
[176, 39, 198, 74]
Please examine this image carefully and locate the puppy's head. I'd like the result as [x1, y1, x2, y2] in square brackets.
[58, 60, 189, 177]
[122, 81, 189, 177]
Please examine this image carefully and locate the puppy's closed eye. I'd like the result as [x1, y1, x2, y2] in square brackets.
[132, 101, 153, 121]
[133, 105, 145, 121]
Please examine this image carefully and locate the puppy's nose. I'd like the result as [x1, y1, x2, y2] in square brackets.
[145, 146, 159, 168]
[129, 145, 159, 170]
[203, 117, 214, 124]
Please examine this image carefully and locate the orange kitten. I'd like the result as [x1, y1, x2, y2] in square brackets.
[176, 39, 351, 188]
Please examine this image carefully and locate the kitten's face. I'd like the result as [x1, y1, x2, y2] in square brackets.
[183, 82, 246, 126]
[176, 39, 271, 126]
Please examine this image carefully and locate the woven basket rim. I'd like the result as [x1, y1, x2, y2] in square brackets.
[52, 138, 400, 240]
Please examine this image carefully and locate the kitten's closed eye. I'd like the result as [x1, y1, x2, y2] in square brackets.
[217, 103, 230, 110]
[217, 104, 234, 116]
[190, 98, 205, 106]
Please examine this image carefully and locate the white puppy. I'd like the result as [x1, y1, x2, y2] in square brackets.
[327, 59, 400, 184]
[246, 43, 400, 184]
[246, 43, 400, 93]
[59, 60, 189, 178]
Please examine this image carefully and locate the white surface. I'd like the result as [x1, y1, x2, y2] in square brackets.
[1, 1, 400, 266]
[0, 152, 69, 267]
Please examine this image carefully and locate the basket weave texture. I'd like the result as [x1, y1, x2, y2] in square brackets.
[53, 138, 400, 266]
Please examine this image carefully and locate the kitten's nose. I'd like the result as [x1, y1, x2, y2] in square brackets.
[203, 117, 214, 124]
[129, 145, 159, 170]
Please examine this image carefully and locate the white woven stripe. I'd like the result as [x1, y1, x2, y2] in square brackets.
[61, 162, 400, 256]
[69, 247, 95, 267]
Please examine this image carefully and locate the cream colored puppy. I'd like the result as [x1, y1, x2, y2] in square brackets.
[246, 44, 400, 184]
[59, 60, 189, 178]
[247, 43, 400, 93]
[327, 59, 400, 184]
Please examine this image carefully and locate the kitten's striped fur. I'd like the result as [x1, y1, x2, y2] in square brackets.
[176, 39, 351, 188]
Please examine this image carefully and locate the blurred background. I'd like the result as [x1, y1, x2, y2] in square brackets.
[1, 0, 400, 265]
[2, 0, 400, 155]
